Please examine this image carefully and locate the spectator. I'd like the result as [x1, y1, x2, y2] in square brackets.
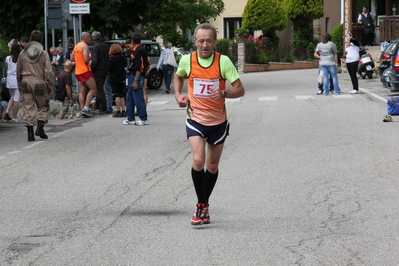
[107, 44, 126, 117]
[71, 32, 97, 117]
[65, 43, 74, 61]
[358, 6, 375, 46]
[56, 60, 78, 119]
[17, 30, 55, 141]
[90, 31, 109, 115]
[5, 43, 22, 123]
[1, 78, 11, 122]
[157, 42, 177, 94]
[122, 35, 149, 126]
[20, 37, 29, 48]
[314, 33, 342, 95]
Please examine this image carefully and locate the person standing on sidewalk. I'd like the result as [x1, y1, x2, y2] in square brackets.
[314, 33, 342, 96]
[90, 31, 109, 115]
[71, 32, 97, 117]
[17, 30, 55, 141]
[157, 42, 177, 94]
[346, 32, 360, 94]
[174, 23, 245, 225]
[122, 35, 149, 126]
[358, 6, 375, 46]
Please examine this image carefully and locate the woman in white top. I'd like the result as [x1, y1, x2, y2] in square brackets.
[345, 32, 360, 94]
[6, 42, 21, 122]
[156, 42, 177, 94]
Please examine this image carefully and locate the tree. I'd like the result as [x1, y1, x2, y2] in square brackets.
[242, 0, 288, 62]
[142, 0, 224, 49]
[286, 0, 324, 60]
[0, 0, 224, 53]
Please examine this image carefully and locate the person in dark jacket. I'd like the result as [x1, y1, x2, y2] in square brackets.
[122, 35, 149, 126]
[107, 44, 126, 117]
[358, 6, 375, 46]
[90, 31, 109, 114]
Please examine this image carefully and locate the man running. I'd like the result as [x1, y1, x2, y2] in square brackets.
[174, 23, 245, 225]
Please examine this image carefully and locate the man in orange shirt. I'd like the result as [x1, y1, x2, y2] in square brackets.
[174, 23, 245, 225]
[71, 32, 97, 117]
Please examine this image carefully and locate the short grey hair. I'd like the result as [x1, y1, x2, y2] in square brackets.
[91, 31, 102, 42]
[81, 31, 91, 40]
[194, 23, 217, 40]
[165, 42, 172, 49]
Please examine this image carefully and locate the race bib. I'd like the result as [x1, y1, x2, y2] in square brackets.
[193, 78, 219, 98]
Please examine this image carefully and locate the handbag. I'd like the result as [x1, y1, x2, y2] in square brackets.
[387, 98, 399, 115]
[166, 52, 176, 67]
[317, 71, 324, 84]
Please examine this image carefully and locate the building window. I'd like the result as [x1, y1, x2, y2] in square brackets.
[224, 17, 242, 39]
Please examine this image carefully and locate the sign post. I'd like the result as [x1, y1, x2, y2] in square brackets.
[343, 0, 352, 50]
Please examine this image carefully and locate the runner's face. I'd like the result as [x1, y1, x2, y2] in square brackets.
[194, 29, 216, 59]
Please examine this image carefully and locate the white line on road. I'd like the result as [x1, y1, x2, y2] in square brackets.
[360, 88, 387, 103]
[259, 97, 278, 101]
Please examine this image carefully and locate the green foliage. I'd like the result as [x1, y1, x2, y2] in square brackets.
[285, 0, 323, 60]
[0, 0, 224, 52]
[216, 39, 237, 65]
[330, 24, 344, 60]
[286, 0, 324, 27]
[242, 0, 288, 37]
[144, 0, 225, 50]
[234, 28, 250, 41]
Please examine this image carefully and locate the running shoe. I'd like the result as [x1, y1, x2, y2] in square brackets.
[203, 204, 210, 224]
[136, 119, 149, 126]
[122, 119, 136, 125]
[317, 90, 323, 95]
[191, 203, 207, 225]
[121, 111, 126, 117]
[81, 109, 94, 117]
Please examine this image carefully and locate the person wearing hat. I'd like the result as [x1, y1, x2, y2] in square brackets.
[16, 30, 55, 141]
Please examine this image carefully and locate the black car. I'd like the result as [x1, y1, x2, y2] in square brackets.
[379, 40, 398, 79]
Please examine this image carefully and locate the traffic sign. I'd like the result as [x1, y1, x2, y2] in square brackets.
[69, 3, 90, 14]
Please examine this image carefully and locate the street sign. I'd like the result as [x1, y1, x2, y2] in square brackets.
[69, 3, 90, 14]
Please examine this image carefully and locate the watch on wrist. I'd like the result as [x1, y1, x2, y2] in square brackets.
[223, 90, 227, 98]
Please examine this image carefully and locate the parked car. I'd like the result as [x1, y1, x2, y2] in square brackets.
[378, 40, 399, 79]
[104, 39, 163, 90]
[382, 41, 399, 91]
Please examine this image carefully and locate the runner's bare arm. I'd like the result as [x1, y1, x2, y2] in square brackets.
[174, 74, 188, 107]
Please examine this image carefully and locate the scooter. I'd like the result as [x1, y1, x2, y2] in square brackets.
[358, 47, 375, 79]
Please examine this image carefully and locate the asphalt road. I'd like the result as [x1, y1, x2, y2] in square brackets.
[1, 69, 399, 265]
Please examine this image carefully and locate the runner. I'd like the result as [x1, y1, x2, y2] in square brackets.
[174, 23, 245, 225]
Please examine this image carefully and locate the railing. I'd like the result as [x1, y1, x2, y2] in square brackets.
[0, 62, 73, 101]
[379, 16, 399, 41]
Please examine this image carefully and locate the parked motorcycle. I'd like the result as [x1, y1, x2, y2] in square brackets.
[358, 47, 375, 79]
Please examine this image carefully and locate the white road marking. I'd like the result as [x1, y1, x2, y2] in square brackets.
[7, 151, 21, 155]
[148, 101, 169, 105]
[296, 95, 315, 100]
[360, 88, 387, 102]
[259, 97, 278, 101]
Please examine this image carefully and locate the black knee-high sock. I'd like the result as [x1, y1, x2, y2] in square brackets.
[191, 168, 206, 204]
[204, 170, 218, 204]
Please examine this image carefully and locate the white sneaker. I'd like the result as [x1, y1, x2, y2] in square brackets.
[122, 119, 136, 125]
[135, 119, 149, 126]
[317, 90, 323, 95]
[348, 90, 358, 94]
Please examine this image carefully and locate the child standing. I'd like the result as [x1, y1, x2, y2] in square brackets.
[1, 78, 11, 122]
